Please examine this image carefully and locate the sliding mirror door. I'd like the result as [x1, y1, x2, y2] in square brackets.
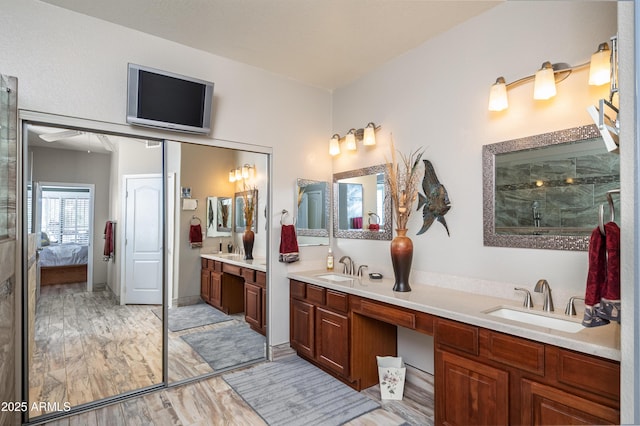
[165, 141, 268, 383]
[23, 123, 164, 422]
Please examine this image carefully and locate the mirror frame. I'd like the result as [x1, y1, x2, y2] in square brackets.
[482, 124, 603, 251]
[296, 178, 330, 238]
[333, 164, 392, 240]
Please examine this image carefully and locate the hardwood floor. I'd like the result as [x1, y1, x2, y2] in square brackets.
[34, 284, 434, 425]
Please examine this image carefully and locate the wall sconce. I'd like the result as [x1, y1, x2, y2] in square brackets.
[329, 122, 380, 156]
[229, 164, 256, 182]
[488, 39, 614, 111]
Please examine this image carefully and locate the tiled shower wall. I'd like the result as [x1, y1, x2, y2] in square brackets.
[495, 150, 620, 232]
[0, 74, 18, 426]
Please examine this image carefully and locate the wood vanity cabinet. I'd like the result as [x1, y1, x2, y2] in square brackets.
[289, 280, 350, 379]
[244, 270, 266, 336]
[434, 317, 620, 426]
[200, 258, 243, 315]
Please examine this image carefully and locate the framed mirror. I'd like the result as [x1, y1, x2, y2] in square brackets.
[296, 178, 329, 238]
[333, 164, 392, 240]
[234, 189, 258, 233]
[483, 124, 620, 251]
[206, 196, 232, 236]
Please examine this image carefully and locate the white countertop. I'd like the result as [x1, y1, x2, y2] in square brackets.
[201, 253, 267, 272]
[287, 270, 621, 361]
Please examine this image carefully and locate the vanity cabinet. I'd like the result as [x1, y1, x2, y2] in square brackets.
[290, 280, 350, 379]
[244, 270, 266, 336]
[434, 317, 620, 425]
[200, 258, 243, 315]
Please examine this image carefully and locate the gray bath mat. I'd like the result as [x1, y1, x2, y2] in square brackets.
[223, 356, 380, 426]
[153, 303, 233, 332]
[181, 322, 265, 370]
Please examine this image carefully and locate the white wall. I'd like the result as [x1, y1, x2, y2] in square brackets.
[331, 1, 617, 373]
[2, 0, 332, 346]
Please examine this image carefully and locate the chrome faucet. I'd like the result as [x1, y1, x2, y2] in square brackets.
[514, 287, 534, 308]
[534, 279, 554, 312]
[565, 296, 584, 316]
[357, 265, 368, 277]
[339, 256, 354, 275]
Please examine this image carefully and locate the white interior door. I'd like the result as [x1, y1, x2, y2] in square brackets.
[124, 174, 163, 304]
[306, 190, 322, 229]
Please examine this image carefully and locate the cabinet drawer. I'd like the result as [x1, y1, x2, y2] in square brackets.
[435, 318, 479, 356]
[242, 268, 256, 283]
[256, 271, 266, 286]
[201, 258, 209, 269]
[358, 299, 416, 329]
[213, 260, 222, 272]
[553, 347, 620, 401]
[481, 329, 544, 375]
[290, 280, 306, 300]
[326, 290, 348, 313]
[307, 284, 326, 305]
[222, 263, 242, 276]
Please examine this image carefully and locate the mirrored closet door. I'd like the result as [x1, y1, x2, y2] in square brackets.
[22, 122, 269, 423]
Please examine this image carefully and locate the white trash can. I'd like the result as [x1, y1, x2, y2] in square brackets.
[376, 356, 406, 400]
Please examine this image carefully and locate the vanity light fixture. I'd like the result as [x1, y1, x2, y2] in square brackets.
[329, 122, 381, 156]
[229, 164, 256, 183]
[488, 40, 614, 111]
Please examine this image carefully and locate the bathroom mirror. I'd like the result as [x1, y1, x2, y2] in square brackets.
[333, 164, 392, 240]
[206, 196, 232, 236]
[483, 124, 620, 251]
[296, 178, 329, 238]
[234, 189, 258, 233]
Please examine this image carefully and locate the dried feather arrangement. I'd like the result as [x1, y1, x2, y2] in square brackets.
[242, 183, 258, 229]
[385, 136, 424, 230]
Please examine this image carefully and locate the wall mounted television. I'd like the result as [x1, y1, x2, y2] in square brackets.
[127, 63, 214, 134]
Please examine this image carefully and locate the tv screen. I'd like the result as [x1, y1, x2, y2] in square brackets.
[127, 64, 214, 134]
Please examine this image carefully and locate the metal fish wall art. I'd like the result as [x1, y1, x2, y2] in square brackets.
[417, 159, 451, 236]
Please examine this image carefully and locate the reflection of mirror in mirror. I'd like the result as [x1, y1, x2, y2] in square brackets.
[333, 164, 392, 240]
[296, 178, 329, 239]
[483, 124, 619, 250]
[206, 196, 232, 237]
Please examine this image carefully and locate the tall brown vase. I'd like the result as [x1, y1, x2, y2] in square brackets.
[390, 228, 413, 292]
[243, 229, 255, 260]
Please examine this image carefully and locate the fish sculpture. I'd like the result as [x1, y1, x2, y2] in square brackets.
[417, 159, 451, 236]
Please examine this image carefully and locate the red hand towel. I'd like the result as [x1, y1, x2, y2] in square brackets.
[103, 221, 114, 258]
[279, 224, 299, 263]
[603, 222, 620, 301]
[189, 224, 203, 244]
[584, 227, 606, 307]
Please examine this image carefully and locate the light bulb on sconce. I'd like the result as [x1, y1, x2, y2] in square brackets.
[329, 134, 341, 156]
[589, 42, 611, 86]
[363, 122, 377, 146]
[533, 61, 557, 100]
[345, 129, 357, 151]
[488, 77, 508, 112]
[328, 122, 381, 157]
[229, 169, 236, 183]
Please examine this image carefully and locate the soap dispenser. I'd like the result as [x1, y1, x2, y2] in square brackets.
[326, 248, 334, 271]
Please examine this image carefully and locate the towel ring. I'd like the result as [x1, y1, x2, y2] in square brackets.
[191, 216, 202, 225]
[280, 209, 296, 226]
[598, 189, 619, 235]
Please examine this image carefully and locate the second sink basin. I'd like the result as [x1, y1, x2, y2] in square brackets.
[315, 273, 354, 282]
[485, 306, 584, 333]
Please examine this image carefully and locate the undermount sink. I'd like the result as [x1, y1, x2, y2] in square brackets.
[315, 273, 354, 282]
[485, 306, 584, 333]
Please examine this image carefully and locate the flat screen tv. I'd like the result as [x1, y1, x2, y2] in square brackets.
[127, 63, 214, 134]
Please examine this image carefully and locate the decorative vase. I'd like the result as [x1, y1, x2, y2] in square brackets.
[390, 228, 413, 292]
[242, 229, 255, 260]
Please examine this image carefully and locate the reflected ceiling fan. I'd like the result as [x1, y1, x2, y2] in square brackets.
[39, 129, 83, 142]
[38, 129, 114, 152]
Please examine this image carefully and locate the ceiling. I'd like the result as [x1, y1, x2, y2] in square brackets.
[40, 0, 501, 90]
[27, 125, 148, 154]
